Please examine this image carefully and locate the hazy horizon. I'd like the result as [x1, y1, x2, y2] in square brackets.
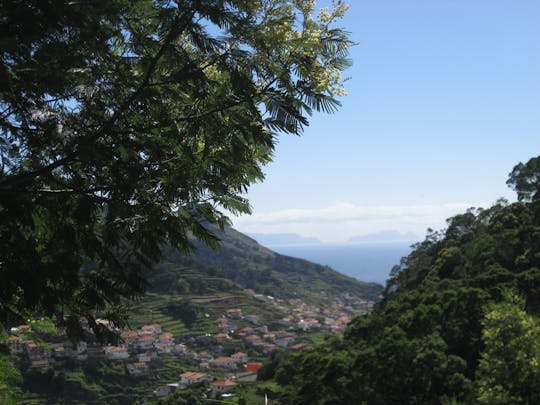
[232, 0, 540, 243]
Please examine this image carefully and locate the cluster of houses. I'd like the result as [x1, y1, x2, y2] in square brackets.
[3, 325, 57, 368]
[152, 357, 263, 398]
[2, 287, 375, 400]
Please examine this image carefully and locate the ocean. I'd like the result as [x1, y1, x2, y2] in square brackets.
[268, 242, 414, 285]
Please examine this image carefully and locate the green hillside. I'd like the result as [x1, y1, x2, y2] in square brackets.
[273, 156, 540, 404]
[147, 226, 382, 304]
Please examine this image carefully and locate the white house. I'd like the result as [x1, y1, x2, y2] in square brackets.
[180, 371, 209, 386]
[127, 361, 149, 375]
[210, 379, 238, 394]
[231, 352, 248, 364]
[211, 356, 237, 370]
[104, 346, 129, 360]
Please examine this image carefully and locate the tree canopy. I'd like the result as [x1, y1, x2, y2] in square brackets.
[0, 0, 352, 338]
[274, 155, 540, 404]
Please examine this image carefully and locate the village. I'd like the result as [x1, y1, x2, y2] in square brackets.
[2, 288, 375, 401]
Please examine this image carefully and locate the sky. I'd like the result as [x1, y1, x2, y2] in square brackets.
[232, 0, 540, 243]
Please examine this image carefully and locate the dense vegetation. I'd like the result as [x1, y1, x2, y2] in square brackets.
[0, 0, 352, 339]
[4, 227, 379, 403]
[274, 156, 540, 404]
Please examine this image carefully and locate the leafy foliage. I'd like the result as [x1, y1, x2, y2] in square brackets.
[475, 292, 540, 404]
[0, 0, 352, 337]
[275, 156, 540, 404]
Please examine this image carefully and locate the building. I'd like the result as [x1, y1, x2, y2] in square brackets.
[155, 342, 172, 354]
[26, 342, 51, 368]
[179, 371, 208, 386]
[136, 335, 156, 350]
[211, 356, 237, 370]
[210, 379, 238, 394]
[231, 352, 248, 364]
[104, 346, 129, 360]
[6, 335, 24, 354]
[159, 332, 174, 344]
[245, 362, 263, 373]
[127, 361, 149, 375]
[153, 385, 175, 398]
[244, 315, 260, 325]
[140, 324, 162, 335]
[120, 330, 139, 345]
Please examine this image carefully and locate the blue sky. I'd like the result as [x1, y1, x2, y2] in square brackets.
[232, 0, 540, 243]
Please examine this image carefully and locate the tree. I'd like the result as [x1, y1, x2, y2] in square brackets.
[475, 292, 540, 404]
[507, 156, 540, 202]
[0, 0, 352, 338]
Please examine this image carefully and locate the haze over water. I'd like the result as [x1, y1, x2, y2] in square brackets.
[268, 242, 414, 285]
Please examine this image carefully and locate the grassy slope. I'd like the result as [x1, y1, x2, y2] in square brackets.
[148, 226, 383, 304]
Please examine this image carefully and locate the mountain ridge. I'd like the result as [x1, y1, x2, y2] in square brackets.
[148, 226, 383, 304]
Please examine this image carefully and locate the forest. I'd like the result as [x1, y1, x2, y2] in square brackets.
[270, 156, 540, 404]
[1, 0, 538, 403]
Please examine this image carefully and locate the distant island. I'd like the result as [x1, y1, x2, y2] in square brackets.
[247, 232, 322, 246]
[247, 230, 419, 246]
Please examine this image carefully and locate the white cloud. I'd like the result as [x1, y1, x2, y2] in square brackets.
[231, 201, 487, 243]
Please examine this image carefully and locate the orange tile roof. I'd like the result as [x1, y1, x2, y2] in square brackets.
[180, 371, 206, 380]
[232, 352, 247, 357]
[213, 356, 235, 363]
[210, 379, 238, 387]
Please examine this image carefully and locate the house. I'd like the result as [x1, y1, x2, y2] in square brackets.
[159, 332, 174, 344]
[211, 356, 237, 370]
[104, 346, 129, 360]
[153, 385, 175, 398]
[138, 351, 155, 362]
[244, 334, 261, 345]
[173, 343, 187, 354]
[10, 325, 31, 336]
[244, 315, 260, 325]
[234, 370, 258, 382]
[127, 361, 149, 376]
[244, 362, 263, 373]
[210, 379, 238, 394]
[62, 341, 88, 359]
[263, 333, 276, 341]
[213, 333, 229, 341]
[290, 342, 307, 350]
[26, 342, 51, 368]
[275, 337, 294, 348]
[198, 351, 214, 362]
[237, 326, 254, 335]
[51, 343, 66, 358]
[297, 318, 320, 331]
[121, 330, 139, 345]
[7, 335, 24, 354]
[278, 316, 294, 327]
[140, 324, 162, 335]
[231, 352, 248, 364]
[136, 335, 155, 350]
[155, 342, 172, 354]
[253, 294, 273, 303]
[259, 343, 278, 354]
[180, 371, 208, 386]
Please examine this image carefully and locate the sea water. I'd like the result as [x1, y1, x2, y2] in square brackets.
[269, 242, 414, 285]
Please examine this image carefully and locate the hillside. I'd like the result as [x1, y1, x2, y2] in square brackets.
[147, 226, 383, 304]
[273, 156, 540, 405]
[9, 228, 384, 404]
